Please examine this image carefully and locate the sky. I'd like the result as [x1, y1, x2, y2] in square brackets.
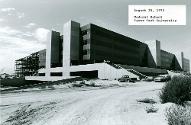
[0, 0, 190, 74]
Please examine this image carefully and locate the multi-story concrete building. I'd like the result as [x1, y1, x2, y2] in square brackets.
[16, 20, 190, 81]
[81, 24, 156, 68]
[15, 49, 46, 77]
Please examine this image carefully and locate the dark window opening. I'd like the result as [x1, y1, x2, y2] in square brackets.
[51, 63, 62, 68]
[71, 60, 80, 65]
[50, 72, 62, 76]
[39, 73, 45, 76]
[83, 40, 88, 45]
[83, 50, 88, 55]
[70, 70, 98, 78]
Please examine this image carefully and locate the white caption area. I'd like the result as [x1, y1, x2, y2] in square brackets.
[128, 5, 186, 25]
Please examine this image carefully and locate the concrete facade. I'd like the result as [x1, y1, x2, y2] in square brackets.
[81, 24, 156, 68]
[181, 52, 190, 72]
[160, 50, 181, 70]
[146, 40, 183, 71]
[39, 49, 46, 69]
[15, 20, 190, 81]
[50, 31, 62, 68]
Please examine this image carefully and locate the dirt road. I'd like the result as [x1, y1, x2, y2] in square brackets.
[0, 82, 167, 125]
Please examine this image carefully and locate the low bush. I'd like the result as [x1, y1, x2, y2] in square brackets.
[159, 76, 191, 105]
[137, 98, 157, 104]
[145, 105, 158, 113]
[165, 104, 191, 125]
[72, 81, 100, 88]
[72, 84, 83, 87]
[88, 82, 96, 87]
[72, 82, 84, 87]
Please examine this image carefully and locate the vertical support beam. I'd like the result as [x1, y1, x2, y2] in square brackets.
[63, 20, 80, 77]
[63, 21, 71, 77]
[156, 40, 161, 67]
[45, 31, 52, 77]
[181, 52, 184, 70]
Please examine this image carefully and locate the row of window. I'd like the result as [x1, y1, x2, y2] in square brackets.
[38, 72, 63, 76]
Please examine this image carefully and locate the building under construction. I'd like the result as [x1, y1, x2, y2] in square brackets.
[15, 49, 46, 77]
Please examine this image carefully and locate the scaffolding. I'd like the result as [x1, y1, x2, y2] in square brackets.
[15, 52, 40, 77]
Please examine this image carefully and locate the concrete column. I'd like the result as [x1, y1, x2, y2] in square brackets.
[181, 52, 184, 70]
[45, 31, 52, 77]
[63, 21, 71, 77]
[156, 40, 161, 67]
[62, 20, 80, 77]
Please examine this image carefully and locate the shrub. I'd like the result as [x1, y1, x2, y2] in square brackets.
[165, 104, 191, 125]
[89, 82, 96, 87]
[137, 98, 157, 104]
[72, 81, 100, 87]
[145, 105, 158, 113]
[159, 76, 191, 105]
[72, 83, 84, 87]
[79, 81, 86, 85]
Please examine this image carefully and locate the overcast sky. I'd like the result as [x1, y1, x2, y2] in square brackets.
[0, 0, 190, 74]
